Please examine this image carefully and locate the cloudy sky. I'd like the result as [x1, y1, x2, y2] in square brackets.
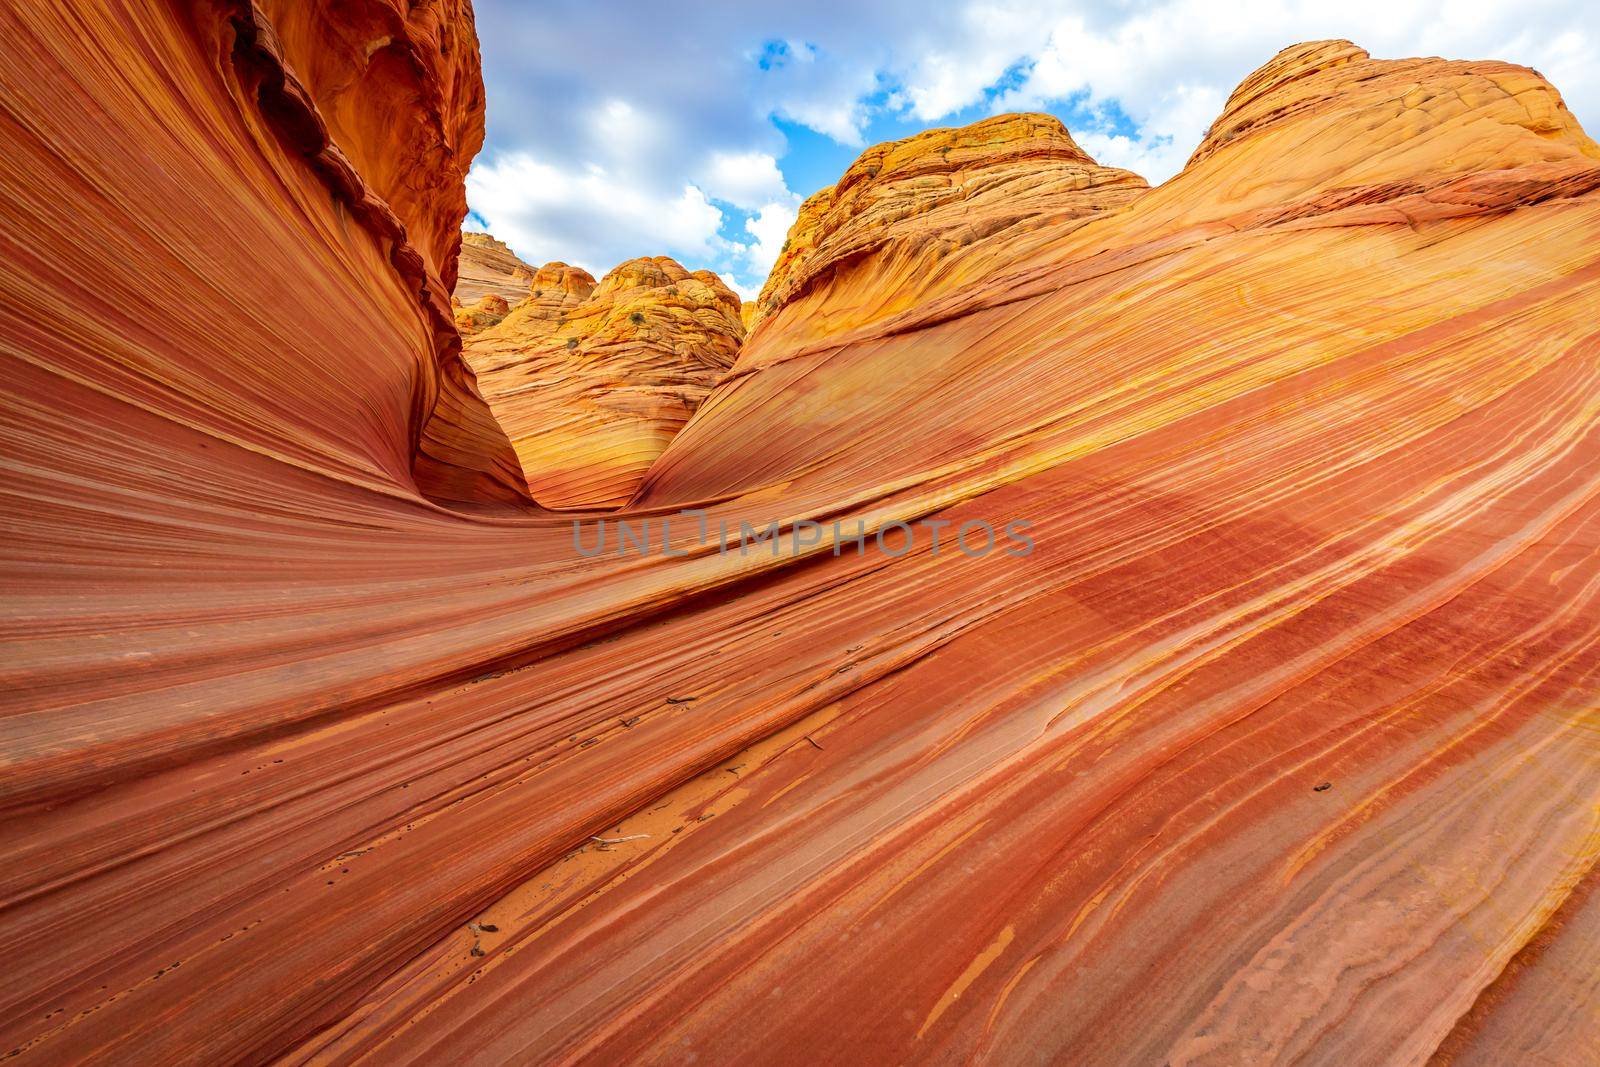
[465, 0, 1598, 299]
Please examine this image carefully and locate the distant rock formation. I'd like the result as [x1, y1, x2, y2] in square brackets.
[464, 256, 743, 508]
[453, 256, 595, 336]
[452, 292, 510, 334]
[454, 230, 536, 306]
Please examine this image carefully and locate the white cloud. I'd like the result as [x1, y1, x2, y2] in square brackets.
[466, 152, 731, 278]
[719, 272, 761, 302]
[776, 98, 871, 145]
[1069, 84, 1227, 180]
[752, 38, 881, 144]
[936, 0, 1598, 181]
[897, 2, 1042, 120]
[696, 151, 792, 209]
[592, 99, 657, 154]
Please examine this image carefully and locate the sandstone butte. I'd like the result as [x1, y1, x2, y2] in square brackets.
[464, 256, 745, 508]
[455, 230, 536, 306]
[3, 0, 1600, 1061]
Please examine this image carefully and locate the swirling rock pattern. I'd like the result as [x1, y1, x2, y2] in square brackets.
[464, 256, 743, 508]
[1, 5, 1598, 1064]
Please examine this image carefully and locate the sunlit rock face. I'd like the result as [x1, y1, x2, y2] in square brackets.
[4, 10, 1600, 1065]
[454, 230, 535, 307]
[523, 259, 600, 311]
[645, 44, 1600, 504]
[464, 256, 744, 508]
[452, 232, 537, 335]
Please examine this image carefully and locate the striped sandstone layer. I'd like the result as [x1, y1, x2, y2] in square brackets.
[1, 6, 1598, 1065]
[464, 256, 743, 508]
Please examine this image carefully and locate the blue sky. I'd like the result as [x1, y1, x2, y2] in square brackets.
[465, 0, 1598, 300]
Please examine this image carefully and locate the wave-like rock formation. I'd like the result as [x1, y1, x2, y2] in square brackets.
[465, 256, 743, 508]
[2, 2, 1599, 1061]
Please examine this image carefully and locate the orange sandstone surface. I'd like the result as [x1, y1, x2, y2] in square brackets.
[465, 256, 744, 508]
[2, 2, 1600, 1063]
[451, 231, 535, 335]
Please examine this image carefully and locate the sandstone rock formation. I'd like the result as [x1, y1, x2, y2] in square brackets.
[3, 6, 1599, 1063]
[746, 112, 1147, 345]
[452, 292, 511, 335]
[465, 256, 743, 508]
[454, 230, 536, 306]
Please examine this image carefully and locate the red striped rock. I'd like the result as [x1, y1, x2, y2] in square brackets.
[1, 6, 1598, 1063]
